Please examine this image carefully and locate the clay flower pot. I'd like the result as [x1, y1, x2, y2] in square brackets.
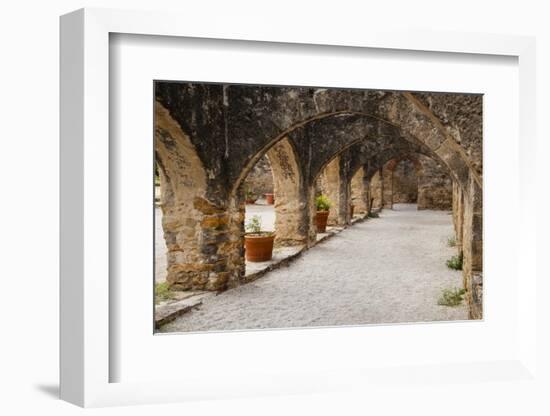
[315, 210, 330, 233]
[265, 193, 274, 205]
[244, 233, 275, 262]
[350, 204, 355, 218]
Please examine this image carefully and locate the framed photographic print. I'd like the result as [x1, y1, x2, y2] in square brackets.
[60, 7, 540, 409]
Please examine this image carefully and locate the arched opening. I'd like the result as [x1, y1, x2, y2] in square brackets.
[154, 82, 483, 321]
[232, 137, 307, 279]
[243, 154, 276, 234]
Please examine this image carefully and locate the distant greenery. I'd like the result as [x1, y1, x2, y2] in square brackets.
[438, 287, 466, 307]
[315, 195, 331, 211]
[367, 211, 380, 218]
[155, 282, 175, 304]
[447, 235, 457, 247]
[446, 252, 463, 270]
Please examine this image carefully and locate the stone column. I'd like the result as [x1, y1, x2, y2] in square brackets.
[267, 138, 309, 247]
[382, 163, 393, 209]
[462, 176, 483, 319]
[156, 102, 245, 291]
[369, 169, 383, 210]
[417, 156, 453, 210]
[319, 157, 344, 225]
[350, 167, 368, 215]
[452, 181, 464, 252]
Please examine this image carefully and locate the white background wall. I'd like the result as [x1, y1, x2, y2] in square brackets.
[0, 0, 548, 414]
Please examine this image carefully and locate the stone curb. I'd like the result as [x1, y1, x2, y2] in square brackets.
[155, 295, 207, 328]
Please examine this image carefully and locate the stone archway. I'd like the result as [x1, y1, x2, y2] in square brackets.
[154, 83, 483, 319]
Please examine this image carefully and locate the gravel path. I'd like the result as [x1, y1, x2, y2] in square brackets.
[160, 204, 468, 332]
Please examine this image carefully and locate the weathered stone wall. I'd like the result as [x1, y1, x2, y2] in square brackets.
[452, 181, 464, 252]
[267, 138, 309, 247]
[351, 167, 367, 214]
[417, 155, 453, 210]
[317, 157, 343, 225]
[392, 160, 418, 203]
[461, 178, 483, 319]
[370, 170, 383, 210]
[243, 155, 273, 199]
[382, 164, 394, 209]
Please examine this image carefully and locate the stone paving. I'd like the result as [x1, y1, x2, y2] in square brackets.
[159, 204, 468, 333]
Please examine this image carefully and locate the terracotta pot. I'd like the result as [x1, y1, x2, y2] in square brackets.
[245, 233, 275, 262]
[315, 210, 330, 233]
[350, 204, 355, 218]
[265, 193, 274, 205]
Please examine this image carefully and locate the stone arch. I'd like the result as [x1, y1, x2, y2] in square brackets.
[154, 84, 482, 319]
[382, 155, 423, 209]
[155, 84, 479, 199]
[308, 134, 427, 228]
[155, 102, 231, 291]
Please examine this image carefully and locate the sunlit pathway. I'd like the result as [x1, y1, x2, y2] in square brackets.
[159, 204, 468, 332]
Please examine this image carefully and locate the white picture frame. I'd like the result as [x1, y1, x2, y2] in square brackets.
[60, 7, 539, 408]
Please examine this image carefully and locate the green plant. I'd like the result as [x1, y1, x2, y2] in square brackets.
[446, 252, 463, 270]
[155, 282, 175, 304]
[438, 287, 466, 307]
[315, 195, 331, 211]
[245, 215, 262, 234]
[245, 187, 256, 200]
[447, 235, 457, 247]
[367, 211, 379, 218]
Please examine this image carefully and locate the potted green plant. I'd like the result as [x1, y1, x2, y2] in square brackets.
[315, 195, 331, 233]
[244, 215, 275, 262]
[244, 188, 257, 204]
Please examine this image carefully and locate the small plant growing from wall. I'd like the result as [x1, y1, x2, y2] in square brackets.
[438, 287, 466, 307]
[155, 282, 176, 305]
[244, 215, 275, 262]
[446, 252, 463, 270]
[315, 195, 331, 233]
[447, 235, 457, 247]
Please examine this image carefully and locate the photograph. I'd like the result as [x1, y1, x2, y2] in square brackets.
[153, 82, 483, 333]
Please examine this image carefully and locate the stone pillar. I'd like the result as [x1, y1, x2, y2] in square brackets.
[452, 181, 464, 252]
[462, 176, 483, 319]
[267, 138, 309, 247]
[156, 101, 244, 291]
[319, 157, 345, 225]
[391, 160, 418, 203]
[417, 156, 453, 210]
[369, 169, 383, 210]
[350, 167, 368, 215]
[382, 163, 393, 209]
